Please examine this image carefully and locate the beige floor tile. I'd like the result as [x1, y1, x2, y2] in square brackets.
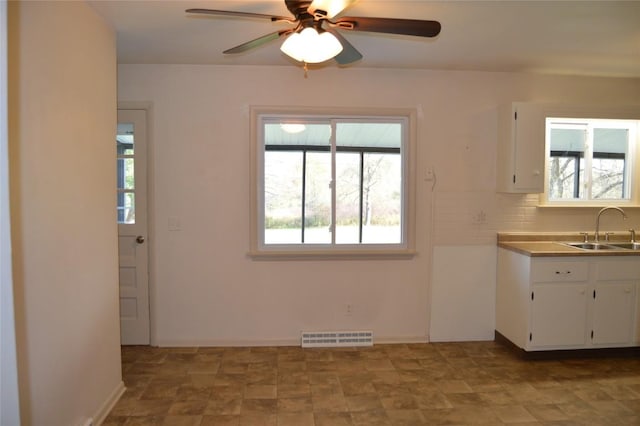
[161, 415, 203, 426]
[276, 412, 315, 426]
[350, 410, 392, 426]
[277, 396, 313, 413]
[312, 393, 349, 413]
[344, 394, 384, 412]
[244, 384, 277, 399]
[168, 400, 208, 416]
[492, 405, 538, 424]
[277, 383, 310, 398]
[238, 413, 276, 426]
[111, 342, 640, 426]
[314, 412, 353, 426]
[200, 415, 239, 426]
[524, 403, 570, 422]
[384, 409, 426, 426]
[123, 417, 165, 426]
[204, 397, 242, 416]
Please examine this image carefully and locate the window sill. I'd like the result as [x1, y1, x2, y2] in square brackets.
[247, 249, 417, 261]
[537, 203, 640, 209]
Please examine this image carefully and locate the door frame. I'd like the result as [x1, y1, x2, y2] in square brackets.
[118, 101, 156, 346]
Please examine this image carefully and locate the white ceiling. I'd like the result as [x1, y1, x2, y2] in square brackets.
[88, 0, 640, 78]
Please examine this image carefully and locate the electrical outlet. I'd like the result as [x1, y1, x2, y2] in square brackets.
[424, 168, 435, 181]
[345, 304, 353, 316]
[168, 216, 181, 231]
[472, 210, 487, 224]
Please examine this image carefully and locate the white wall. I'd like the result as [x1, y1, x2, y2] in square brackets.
[118, 64, 640, 346]
[9, 2, 123, 425]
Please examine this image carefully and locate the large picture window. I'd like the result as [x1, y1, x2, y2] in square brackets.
[251, 109, 415, 257]
[545, 118, 637, 204]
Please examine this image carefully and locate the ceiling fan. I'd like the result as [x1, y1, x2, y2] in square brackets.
[186, 0, 441, 67]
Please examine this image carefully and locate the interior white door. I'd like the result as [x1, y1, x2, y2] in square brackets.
[117, 109, 149, 345]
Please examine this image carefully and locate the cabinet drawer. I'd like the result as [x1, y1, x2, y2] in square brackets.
[595, 260, 640, 281]
[531, 261, 588, 283]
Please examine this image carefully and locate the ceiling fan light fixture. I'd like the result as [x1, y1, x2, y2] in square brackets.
[280, 27, 343, 64]
[280, 123, 307, 134]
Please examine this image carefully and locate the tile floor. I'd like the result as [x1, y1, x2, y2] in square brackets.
[104, 341, 640, 425]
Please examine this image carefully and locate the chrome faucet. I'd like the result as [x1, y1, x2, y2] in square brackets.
[630, 229, 636, 243]
[594, 206, 627, 242]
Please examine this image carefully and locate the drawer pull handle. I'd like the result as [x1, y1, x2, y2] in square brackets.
[555, 270, 571, 275]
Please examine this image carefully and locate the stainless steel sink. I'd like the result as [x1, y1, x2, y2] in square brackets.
[608, 242, 640, 250]
[563, 242, 619, 250]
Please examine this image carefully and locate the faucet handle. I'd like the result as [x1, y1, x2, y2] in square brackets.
[605, 232, 614, 242]
[579, 232, 589, 243]
[630, 229, 636, 243]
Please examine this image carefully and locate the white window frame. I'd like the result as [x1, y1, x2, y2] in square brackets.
[543, 117, 639, 206]
[537, 104, 640, 208]
[249, 106, 417, 259]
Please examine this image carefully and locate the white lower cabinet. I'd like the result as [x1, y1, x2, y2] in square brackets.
[530, 283, 588, 348]
[592, 283, 635, 345]
[497, 248, 640, 351]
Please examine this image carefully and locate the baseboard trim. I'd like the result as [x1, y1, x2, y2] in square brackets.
[155, 338, 300, 347]
[429, 334, 495, 343]
[94, 381, 125, 425]
[153, 335, 429, 348]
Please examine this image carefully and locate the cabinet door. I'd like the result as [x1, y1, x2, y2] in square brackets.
[592, 283, 635, 346]
[530, 284, 588, 348]
[497, 103, 545, 193]
[513, 103, 545, 192]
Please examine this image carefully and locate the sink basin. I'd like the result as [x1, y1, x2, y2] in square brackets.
[563, 242, 618, 250]
[608, 242, 640, 250]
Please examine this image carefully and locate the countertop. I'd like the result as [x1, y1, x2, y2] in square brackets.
[497, 233, 640, 257]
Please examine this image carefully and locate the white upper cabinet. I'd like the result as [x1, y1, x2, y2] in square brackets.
[497, 102, 545, 193]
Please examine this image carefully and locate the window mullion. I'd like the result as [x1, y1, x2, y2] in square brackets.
[574, 154, 581, 198]
[585, 125, 594, 200]
[301, 150, 307, 244]
[330, 121, 336, 245]
[359, 152, 364, 244]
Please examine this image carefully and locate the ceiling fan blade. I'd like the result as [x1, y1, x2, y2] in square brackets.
[334, 16, 441, 38]
[308, 0, 358, 19]
[224, 30, 292, 54]
[186, 8, 292, 22]
[325, 29, 363, 65]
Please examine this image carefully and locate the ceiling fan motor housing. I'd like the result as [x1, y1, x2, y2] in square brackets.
[286, 0, 319, 29]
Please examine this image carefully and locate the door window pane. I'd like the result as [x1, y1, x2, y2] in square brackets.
[117, 122, 136, 224]
[117, 123, 135, 154]
[117, 158, 135, 190]
[118, 192, 135, 224]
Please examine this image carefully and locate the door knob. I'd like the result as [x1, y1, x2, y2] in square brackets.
[136, 236, 145, 244]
